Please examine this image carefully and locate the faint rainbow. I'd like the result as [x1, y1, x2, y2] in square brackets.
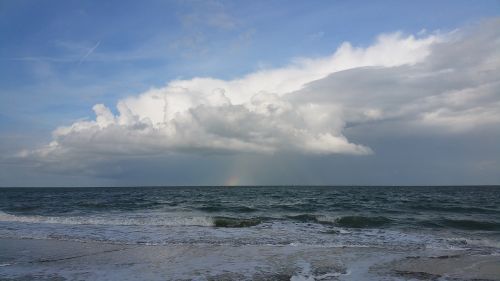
[224, 176, 240, 186]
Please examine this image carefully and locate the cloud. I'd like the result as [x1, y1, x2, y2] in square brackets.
[292, 20, 500, 134]
[19, 19, 500, 172]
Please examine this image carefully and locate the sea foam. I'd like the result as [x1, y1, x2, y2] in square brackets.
[0, 211, 214, 227]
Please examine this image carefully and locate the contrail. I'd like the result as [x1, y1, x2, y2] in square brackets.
[78, 41, 100, 65]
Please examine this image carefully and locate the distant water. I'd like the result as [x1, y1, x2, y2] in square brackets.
[1, 186, 499, 252]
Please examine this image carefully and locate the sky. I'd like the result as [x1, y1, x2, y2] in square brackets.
[1, 0, 500, 186]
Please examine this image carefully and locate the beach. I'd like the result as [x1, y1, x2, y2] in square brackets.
[1, 238, 500, 280]
[1, 186, 499, 280]
[2, 2, 500, 280]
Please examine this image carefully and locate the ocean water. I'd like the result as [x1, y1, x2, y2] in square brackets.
[1, 186, 499, 248]
[1, 186, 500, 279]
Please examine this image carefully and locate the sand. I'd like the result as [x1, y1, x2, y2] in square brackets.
[0, 238, 499, 280]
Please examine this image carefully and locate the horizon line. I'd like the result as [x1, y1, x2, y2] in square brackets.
[1, 184, 499, 189]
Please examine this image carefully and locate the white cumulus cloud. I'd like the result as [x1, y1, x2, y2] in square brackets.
[22, 19, 500, 168]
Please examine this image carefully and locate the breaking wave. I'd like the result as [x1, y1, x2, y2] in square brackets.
[286, 214, 392, 228]
[421, 218, 500, 231]
[0, 211, 268, 228]
[0, 211, 214, 227]
[213, 217, 263, 227]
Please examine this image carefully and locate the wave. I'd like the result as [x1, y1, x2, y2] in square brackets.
[76, 201, 164, 210]
[0, 211, 214, 227]
[334, 215, 392, 228]
[0, 211, 267, 228]
[286, 214, 324, 223]
[4, 210, 498, 232]
[408, 204, 500, 214]
[195, 205, 257, 213]
[213, 217, 262, 228]
[421, 218, 500, 231]
[286, 214, 392, 228]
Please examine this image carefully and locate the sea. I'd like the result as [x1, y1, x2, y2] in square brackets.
[1, 186, 499, 280]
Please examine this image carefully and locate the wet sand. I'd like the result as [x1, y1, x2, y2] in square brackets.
[386, 254, 500, 280]
[0, 238, 499, 280]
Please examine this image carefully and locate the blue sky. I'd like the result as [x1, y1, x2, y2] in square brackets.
[1, 1, 500, 186]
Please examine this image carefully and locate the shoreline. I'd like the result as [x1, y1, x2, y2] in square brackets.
[1, 238, 499, 280]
